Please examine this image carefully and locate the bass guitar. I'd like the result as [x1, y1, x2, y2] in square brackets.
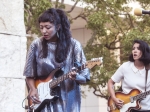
[107, 89, 150, 112]
[29, 57, 103, 112]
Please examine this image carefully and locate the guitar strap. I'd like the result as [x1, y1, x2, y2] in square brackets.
[145, 64, 150, 91]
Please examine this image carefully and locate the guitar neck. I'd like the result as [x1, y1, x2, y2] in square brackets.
[49, 57, 102, 88]
[49, 63, 86, 88]
[49, 74, 69, 88]
[132, 90, 150, 101]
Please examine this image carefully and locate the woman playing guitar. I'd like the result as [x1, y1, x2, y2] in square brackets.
[108, 40, 150, 112]
[23, 8, 90, 112]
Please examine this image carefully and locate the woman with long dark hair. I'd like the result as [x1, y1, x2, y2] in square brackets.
[108, 40, 150, 112]
[23, 8, 90, 112]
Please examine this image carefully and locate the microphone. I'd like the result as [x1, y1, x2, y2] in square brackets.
[134, 8, 150, 16]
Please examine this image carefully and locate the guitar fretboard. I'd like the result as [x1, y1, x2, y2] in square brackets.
[49, 63, 87, 88]
[132, 90, 150, 101]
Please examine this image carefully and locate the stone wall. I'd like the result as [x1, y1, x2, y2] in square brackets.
[0, 0, 26, 112]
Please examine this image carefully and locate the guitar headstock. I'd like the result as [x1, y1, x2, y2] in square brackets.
[86, 57, 103, 69]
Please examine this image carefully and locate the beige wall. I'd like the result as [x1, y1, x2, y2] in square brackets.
[71, 28, 92, 47]
[81, 86, 108, 112]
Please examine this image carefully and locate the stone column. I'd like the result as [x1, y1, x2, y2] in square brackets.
[0, 0, 26, 112]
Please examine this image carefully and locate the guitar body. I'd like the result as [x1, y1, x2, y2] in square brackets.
[108, 89, 141, 112]
[28, 68, 61, 112]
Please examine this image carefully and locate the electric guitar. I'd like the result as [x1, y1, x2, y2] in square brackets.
[107, 89, 150, 112]
[29, 57, 103, 112]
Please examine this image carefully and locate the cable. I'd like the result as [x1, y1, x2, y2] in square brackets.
[22, 97, 28, 109]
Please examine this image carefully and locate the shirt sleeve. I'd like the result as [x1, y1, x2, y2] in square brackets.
[23, 40, 37, 78]
[73, 40, 90, 84]
[111, 63, 124, 83]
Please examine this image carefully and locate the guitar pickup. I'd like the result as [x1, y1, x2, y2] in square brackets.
[130, 96, 134, 103]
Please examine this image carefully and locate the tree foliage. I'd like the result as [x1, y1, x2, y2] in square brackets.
[24, 0, 150, 100]
[82, 0, 150, 99]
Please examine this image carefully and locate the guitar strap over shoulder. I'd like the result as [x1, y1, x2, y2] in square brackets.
[145, 64, 150, 91]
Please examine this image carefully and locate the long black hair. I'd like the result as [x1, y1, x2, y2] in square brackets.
[129, 39, 150, 65]
[38, 8, 72, 63]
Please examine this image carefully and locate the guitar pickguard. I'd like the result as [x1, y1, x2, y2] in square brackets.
[31, 80, 55, 110]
